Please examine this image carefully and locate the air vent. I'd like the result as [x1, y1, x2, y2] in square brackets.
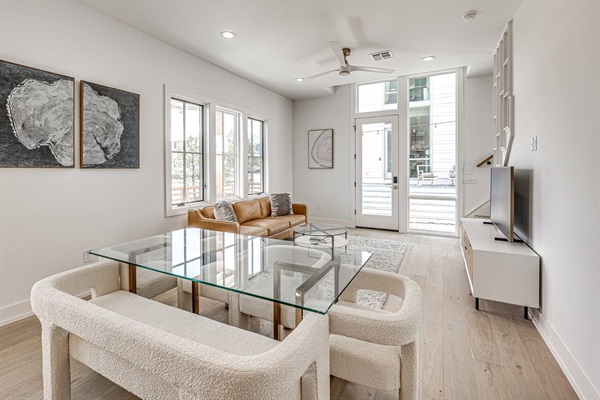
[370, 50, 393, 61]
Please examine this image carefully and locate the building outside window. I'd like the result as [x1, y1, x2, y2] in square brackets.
[247, 118, 264, 195]
[170, 98, 204, 207]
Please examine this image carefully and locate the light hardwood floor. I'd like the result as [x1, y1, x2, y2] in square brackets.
[0, 229, 577, 399]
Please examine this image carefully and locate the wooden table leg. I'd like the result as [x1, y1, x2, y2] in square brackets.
[273, 302, 281, 341]
[295, 308, 303, 327]
[192, 282, 200, 314]
[128, 264, 137, 294]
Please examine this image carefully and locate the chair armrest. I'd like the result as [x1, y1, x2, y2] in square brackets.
[292, 203, 307, 216]
[332, 269, 422, 346]
[188, 209, 240, 233]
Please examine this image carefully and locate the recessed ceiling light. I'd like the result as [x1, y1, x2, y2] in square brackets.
[421, 55, 436, 62]
[220, 31, 236, 39]
[463, 10, 478, 21]
[295, 78, 305, 82]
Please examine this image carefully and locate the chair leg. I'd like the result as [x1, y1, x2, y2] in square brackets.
[41, 322, 71, 400]
[400, 340, 420, 400]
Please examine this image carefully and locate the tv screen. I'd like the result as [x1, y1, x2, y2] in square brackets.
[490, 166, 514, 242]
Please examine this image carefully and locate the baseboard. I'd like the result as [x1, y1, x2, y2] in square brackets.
[1, 290, 92, 327]
[530, 308, 600, 400]
[0, 299, 33, 327]
[308, 216, 353, 227]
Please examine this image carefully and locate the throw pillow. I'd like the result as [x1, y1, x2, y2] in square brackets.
[270, 193, 293, 217]
[214, 201, 238, 222]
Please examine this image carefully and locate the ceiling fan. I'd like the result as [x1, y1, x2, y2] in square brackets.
[307, 41, 395, 79]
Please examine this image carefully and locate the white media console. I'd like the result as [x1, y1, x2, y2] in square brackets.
[460, 218, 540, 319]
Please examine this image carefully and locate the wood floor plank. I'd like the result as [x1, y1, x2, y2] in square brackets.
[488, 313, 548, 399]
[515, 319, 579, 400]
[473, 360, 513, 400]
[442, 318, 479, 400]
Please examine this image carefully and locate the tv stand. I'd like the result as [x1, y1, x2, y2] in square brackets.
[460, 218, 540, 319]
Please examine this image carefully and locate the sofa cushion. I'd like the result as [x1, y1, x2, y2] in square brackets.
[270, 193, 293, 217]
[215, 201, 237, 222]
[269, 215, 306, 228]
[258, 196, 272, 219]
[90, 290, 278, 356]
[239, 225, 269, 237]
[242, 218, 289, 236]
[233, 200, 261, 224]
[201, 206, 215, 219]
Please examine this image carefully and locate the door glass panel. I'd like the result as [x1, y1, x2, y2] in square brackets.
[409, 198, 456, 233]
[361, 122, 392, 216]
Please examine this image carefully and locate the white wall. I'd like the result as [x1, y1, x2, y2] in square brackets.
[0, 0, 293, 324]
[292, 85, 353, 225]
[511, 0, 599, 397]
[463, 74, 494, 215]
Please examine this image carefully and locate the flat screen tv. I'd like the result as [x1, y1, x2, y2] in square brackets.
[490, 166, 515, 242]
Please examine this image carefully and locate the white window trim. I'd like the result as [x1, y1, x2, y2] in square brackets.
[164, 84, 269, 217]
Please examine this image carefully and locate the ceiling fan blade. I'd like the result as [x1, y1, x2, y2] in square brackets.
[350, 65, 395, 74]
[330, 41, 346, 66]
[306, 69, 338, 79]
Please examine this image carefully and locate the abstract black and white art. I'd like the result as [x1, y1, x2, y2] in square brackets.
[80, 81, 139, 168]
[0, 60, 74, 168]
[308, 129, 333, 169]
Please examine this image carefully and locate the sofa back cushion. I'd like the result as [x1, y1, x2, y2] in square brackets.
[201, 206, 216, 219]
[233, 199, 261, 224]
[258, 196, 272, 219]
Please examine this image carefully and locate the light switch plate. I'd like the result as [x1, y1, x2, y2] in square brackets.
[463, 176, 477, 184]
[463, 167, 474, 175]
[530, 136, 538, 151]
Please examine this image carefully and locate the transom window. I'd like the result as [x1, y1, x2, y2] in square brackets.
[357, 79, 399, 113]
[248, 118, 265, 195]
[170, 98, 204, 207]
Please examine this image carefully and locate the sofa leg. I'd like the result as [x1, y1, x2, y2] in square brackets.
[41, 322, 71, 400]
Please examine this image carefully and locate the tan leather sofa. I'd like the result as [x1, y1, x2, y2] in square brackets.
[188, 196, 307, 239]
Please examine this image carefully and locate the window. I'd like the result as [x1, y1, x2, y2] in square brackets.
[357, 79, 398, 113]
[216, 108, 240, 199]
[247, 118, 264, 195]
[170, 98, 204, 207]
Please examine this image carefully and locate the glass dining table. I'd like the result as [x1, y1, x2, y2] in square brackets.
[88, 228, 372, 340]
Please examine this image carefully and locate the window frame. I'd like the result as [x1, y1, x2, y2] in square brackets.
[165, 85, 211, 217]
[247, 117, 266, 196]
[215, 106, 242, 201]
[164, 85, 269, 217]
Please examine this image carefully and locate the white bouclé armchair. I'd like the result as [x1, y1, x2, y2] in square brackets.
[328, 268, 423, 400]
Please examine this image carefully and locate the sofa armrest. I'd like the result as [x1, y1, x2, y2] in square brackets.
[188, 209, 240, 233]
[292, 203, 307, 217]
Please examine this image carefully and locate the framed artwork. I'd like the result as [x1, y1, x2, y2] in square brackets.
[0, 59, 74, 168]
[80, 81, 140, 168]
[308, 129, 333, 169]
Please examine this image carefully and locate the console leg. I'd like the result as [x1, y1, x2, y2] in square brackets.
[475, 298, 479, 310]
[524, 306, 529, 320]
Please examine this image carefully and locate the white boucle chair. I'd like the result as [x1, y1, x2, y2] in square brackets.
[31, 260, 330, 400]
[328, 268, 422, 400]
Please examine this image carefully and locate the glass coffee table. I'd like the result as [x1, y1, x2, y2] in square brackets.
[293, 223, 349, 256]
[88, 228, 371, 340]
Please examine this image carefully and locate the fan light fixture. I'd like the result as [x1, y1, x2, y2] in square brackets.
[220, 31, 236, 39]
[421, 55, 436, 62]
[295, 78, 305, 82]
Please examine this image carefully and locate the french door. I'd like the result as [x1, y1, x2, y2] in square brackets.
[355, 115, 404, 230]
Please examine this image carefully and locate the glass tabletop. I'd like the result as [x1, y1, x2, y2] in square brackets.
[293, 223, 348, 237]
[88, 228, 371, 315]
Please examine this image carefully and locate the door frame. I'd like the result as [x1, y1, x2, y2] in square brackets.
[350, 77, 409, 231]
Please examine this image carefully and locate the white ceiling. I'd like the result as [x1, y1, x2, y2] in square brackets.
[74, 0, 523, 100]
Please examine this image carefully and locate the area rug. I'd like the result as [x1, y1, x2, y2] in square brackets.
[346, 236, 408, 309]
